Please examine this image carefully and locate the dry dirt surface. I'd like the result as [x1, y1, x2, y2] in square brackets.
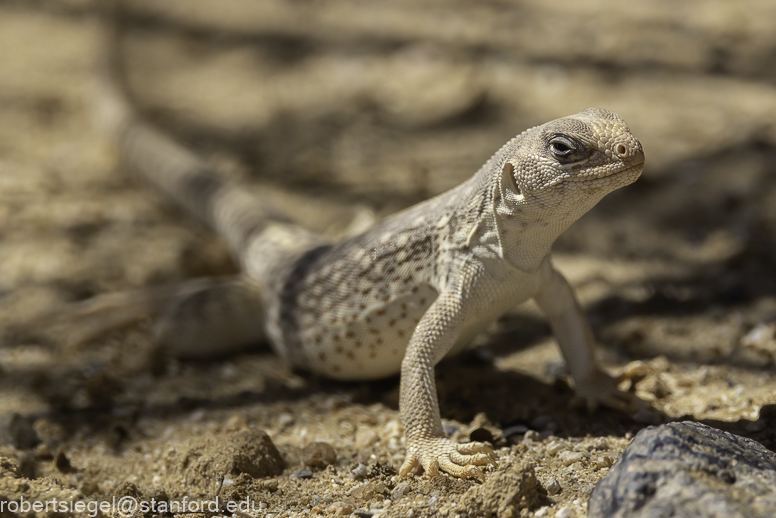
[2, 1, 776, 517]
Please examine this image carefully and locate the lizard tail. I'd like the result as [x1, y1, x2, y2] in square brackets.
[93, 1, 280, 254]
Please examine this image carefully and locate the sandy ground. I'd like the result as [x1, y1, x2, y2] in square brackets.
[2, 1, 776, 517]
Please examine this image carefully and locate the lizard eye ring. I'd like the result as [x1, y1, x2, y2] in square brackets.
[548, 136, 576, 158]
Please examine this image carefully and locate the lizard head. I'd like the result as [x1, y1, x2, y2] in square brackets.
[499, 107, 644, 215]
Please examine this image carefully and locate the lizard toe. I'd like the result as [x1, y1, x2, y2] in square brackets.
[449, 450, 497, 467]
[438, 456, 485, 482]
[420, 455, 441, 478]
[456, 441, 496, 459]
[399, 450, 421, 479]
[403, 437, 497, 480]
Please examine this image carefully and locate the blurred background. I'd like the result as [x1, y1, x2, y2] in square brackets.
[1, 0, 776, 507]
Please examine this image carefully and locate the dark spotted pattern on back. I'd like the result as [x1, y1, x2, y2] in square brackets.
[264, 223, 441, 379]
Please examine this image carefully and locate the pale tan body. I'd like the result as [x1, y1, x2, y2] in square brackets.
[85, 28, 647, 480]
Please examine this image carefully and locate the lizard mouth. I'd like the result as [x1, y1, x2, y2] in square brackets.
[547, 160, 645, 187]
[570, 161, 644, 182]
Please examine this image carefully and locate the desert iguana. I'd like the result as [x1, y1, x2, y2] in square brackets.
[89, 18, 646, 481]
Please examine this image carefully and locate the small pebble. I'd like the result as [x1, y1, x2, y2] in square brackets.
[741, 323, 775, 347]
[326, 501, 354, 515]
[223, 414, 247, 431]
[546, 478, 561, 495]
[296, 469, 313, 479]
[443, 424, 459, 435]
[391, 482, 411, 500]
[556, 506, 576, 518]
[261, 478, 279, 491]
[349, 483, 368, 498]
[277, 413, 294, 427]
[546, 440, 567, 456]
[535, 507, 549, 517]
[303, 441, 338, 467]
[351, 463, 369, 479]
[558, 451, 586, 466]
[351, 481, 386, 500]
[595, 455, 614, 469]
[523, 430, 541, 443]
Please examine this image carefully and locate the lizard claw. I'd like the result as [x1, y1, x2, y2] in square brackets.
[399, 438, 496, 481]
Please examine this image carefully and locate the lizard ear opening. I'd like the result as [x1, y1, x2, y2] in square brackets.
[502, 162, 522, 197]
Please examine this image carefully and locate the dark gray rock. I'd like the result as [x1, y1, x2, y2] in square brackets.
[588, 421, 776, 518]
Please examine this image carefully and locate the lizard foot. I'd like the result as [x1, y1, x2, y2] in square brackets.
[571, 368, 653, 413]
[399, 438, 496, 481]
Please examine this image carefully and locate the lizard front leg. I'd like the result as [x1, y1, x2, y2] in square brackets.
[398, 292, 496, 481]
[533, 266, 647, 412]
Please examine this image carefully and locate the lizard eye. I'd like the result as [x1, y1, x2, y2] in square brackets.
[549, 137, 575, 158]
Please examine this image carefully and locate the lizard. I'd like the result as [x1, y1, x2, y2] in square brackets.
[84, 14, 646, 482]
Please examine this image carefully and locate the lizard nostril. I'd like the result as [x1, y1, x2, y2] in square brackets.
[615, 144, 627, 157]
